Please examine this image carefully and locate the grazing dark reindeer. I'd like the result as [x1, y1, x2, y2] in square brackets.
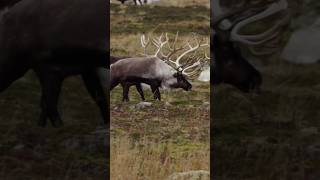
[111, 33, 209, 101]
[211, 0, 290, 92]
[0, 0, 108, 127]
[118, 0, 147, 5]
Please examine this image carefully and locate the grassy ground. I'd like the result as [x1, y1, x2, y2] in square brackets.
[111, 82, 210, 179]
[110, 1, 210, 179]
[213, 59, 320, 179]
[0, 72, 108, 179]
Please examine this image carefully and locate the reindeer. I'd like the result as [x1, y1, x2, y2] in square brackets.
[110, 33, 209, 101]
[211, 0, 290, 92]
[111, 55, 148, 101]
[118, 0, 147, 5]
[0, 0, 108, 127]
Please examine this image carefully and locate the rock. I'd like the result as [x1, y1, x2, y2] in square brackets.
[202, 102, 210, 110]
[168, 170, 210, 180]
[165, 102, 173, 107]
[135, 102, 152, 109]
[202, 102, 209, 106]
[198, 67, 210, 82]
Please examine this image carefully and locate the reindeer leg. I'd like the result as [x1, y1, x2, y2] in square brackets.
[151, 85, 161, 101]
[121, 82, 130, 102]
[82, 71, 108, 126]
[110, 76, 119, 90]
[155, 87, 161, 101]
[133, 0, 137, 5]
[37, 70, 64, 128]
[135, 83, 145, 101]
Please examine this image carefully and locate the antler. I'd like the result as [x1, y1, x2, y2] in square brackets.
[167, 34, 209, 70]
[213, 0, 290, 55]
[151, 33, 169, 57]
[230, 0, 289, 45]
[160, 32, 185, 60]
[182, 52, 210, 77]
[140, 32, 209, 78]
[140, 34, 150, 56]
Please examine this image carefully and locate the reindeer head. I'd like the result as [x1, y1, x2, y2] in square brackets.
[212, 0, 290, 92]
[140, 32, 209, 91]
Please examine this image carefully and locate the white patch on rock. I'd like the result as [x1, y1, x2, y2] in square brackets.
[134, 102, 152, 109]
[198, 67, 210, 82]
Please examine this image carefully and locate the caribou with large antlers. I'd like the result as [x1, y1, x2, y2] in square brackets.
[110, 33, 209, 101]
[212, 0, 290, 92]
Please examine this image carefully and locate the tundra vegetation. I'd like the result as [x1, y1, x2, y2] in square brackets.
[110, 1, 210, 179]
[212, 0, 320, 179]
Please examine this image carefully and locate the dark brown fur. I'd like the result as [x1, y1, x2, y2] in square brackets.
[0, 0, 108, 127]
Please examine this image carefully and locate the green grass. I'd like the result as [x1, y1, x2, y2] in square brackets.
[110, 4, 210, 35]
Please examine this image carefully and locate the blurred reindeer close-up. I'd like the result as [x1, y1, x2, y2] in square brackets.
[212, 0, 320, 179]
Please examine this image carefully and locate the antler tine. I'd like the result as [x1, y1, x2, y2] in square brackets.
[160, 32, 185, 61]
[152, 33, 170, 57]
[168, 31, 179, 51]
[212, 0, 272, 29]
[182, 50, 210, 77]
[229, 0, 290, 56]
[182, 51, 198, 67]
[141, 34, 150, 56]
[205, 52, 210, 59]
[174, 34, 209, 68]
[182, 57, 202, 77]
[230, 0, 289, 46]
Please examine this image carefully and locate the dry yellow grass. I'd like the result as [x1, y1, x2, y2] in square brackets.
[110, 81, 210, 179]
[111, 136, 209, 180]
[111, 33, 209, 57]
[153, 0, 210, 8]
